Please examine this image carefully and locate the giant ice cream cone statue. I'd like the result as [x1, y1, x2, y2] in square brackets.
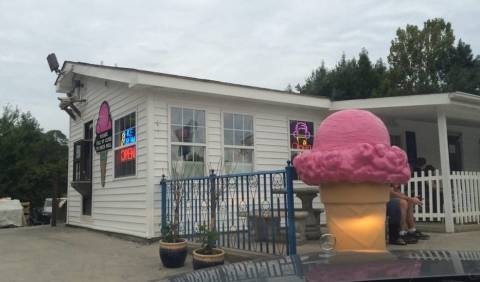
[95, 101, 113, 188]
[293, 109, 411, 252]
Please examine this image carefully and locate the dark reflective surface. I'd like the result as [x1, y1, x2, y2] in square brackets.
[160, 250, 480, 282]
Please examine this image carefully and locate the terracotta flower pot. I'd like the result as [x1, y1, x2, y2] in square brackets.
[192, 248, 225, 270]
[159, 239, 188, 268]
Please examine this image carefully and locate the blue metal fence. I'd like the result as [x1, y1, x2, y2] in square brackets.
[161, 162, 297, 256]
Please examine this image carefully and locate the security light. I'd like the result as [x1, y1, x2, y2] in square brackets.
[47, 53, 61, 74]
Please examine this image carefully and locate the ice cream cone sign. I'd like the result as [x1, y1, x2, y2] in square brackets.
[94, 101, 113, 187]
[293, 109, 411, 252]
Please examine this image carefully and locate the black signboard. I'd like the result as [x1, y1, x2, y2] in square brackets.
[94, 130, 113, 152]
[94, 101, 113, 153]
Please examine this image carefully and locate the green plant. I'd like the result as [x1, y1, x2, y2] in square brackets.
[161, 223, 181, 243]
[196, 224, 219, 254]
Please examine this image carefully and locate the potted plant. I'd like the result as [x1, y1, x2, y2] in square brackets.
[159, 223, 188, 268]
[159, 164, 188, 268]
[192, 169, 225, 270]
[192, 225, 224, 270]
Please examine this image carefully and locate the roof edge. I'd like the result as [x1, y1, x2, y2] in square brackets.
[59, 61, 301, 96]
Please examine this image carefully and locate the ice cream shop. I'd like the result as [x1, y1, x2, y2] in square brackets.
[54, 61, 480, 246]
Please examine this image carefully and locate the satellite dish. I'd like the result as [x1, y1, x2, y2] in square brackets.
[47, 53, 60, 74]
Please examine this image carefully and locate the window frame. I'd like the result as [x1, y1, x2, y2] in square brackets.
[113, 110, 138, 179]
[222, 111, 255, 174]
[168, 105, 208, 177]
[288, 119, 315, 181]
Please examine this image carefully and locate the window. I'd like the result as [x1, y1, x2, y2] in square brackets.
[390, 135, 402, 148]
[289, 120, 314, 180]
[170, 107, 206, 177]
[223, 113, 254, 173]
[114, 112, 136, 178]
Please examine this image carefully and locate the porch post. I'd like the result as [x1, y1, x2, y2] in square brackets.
[437, 109, 455, 232]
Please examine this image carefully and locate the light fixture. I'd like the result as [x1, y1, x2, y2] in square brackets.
[47, 53, 62, 74]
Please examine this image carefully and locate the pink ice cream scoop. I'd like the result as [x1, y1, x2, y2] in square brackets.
[96, 101, 112, 134]
[293, 109, 411, 185]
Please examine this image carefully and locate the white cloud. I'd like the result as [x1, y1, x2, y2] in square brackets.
[0, 0, 479, 134]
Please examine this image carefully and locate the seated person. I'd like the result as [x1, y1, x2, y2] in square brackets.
[387, 184, 430, 245]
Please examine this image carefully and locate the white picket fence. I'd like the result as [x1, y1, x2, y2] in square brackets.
[451, 171, 480, 224]
[400, 170, 480, 225]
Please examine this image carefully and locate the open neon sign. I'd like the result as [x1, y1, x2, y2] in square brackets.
[120, 146, 136, 162]
[121, 128, 136, 146]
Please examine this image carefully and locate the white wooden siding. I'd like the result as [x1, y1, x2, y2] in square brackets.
[68, 78, 480, 238]
[67, 77, 149, 237]
[149, 90, 326, 236]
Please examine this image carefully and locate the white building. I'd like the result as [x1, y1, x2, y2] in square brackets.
[55, 61, 480, 238]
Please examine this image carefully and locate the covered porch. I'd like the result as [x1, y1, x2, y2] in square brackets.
[331, 92, 480, 232]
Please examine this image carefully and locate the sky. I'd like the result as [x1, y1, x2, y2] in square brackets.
[1, 1, 479, 135]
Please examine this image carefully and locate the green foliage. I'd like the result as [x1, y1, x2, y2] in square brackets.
[196, 224, 219, 254]
[162, 223, 181, 243]
[297, 50, 387, 100]
[0, 106, 68, 207]
[444, 40, 480, 94]
[388, 18, 456, 94]
[296, 18, 480, 98]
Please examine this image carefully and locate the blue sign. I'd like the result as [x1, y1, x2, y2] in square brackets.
[121, 128, 136, 146]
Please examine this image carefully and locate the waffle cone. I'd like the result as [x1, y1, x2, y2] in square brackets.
[100, 152, 107, 187]
[320, 182, 390, 252]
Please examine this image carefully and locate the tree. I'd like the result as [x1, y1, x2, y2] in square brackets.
[296, 61, 332, 98]
[445, 40, 480, 94]
[0, 106, 68, 207]
[295, 18, 480, 98]
[284, 84, 294, 93]
[388, 18, 455, 94]
[296, 51, 387, 100]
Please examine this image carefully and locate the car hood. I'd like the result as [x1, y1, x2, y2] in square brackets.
[161, 250, 480, 282]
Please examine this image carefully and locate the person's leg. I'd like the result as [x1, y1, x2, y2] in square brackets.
[398, 199, 418, 244]
[406, 201, 416, 230]
[399, 198, 408, 232]
[406, 201, 430, 240]
[386, 198, 405, 245]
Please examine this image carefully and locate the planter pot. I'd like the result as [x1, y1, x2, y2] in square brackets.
[159, 239, 188, 268]
[192, 248, 225, 270]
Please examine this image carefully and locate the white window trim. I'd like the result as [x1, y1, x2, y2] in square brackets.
[168, 105, 208, 177]
[112, 109, 138, 179]
[221, 111, 256, 174]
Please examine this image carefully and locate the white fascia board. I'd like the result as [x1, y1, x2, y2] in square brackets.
[136, 73, 331, 109]
[330, 93, 452, 111]
[448, 92, 480, 106]
[66, 64, 134, 85]
[61, 63, 332, 110]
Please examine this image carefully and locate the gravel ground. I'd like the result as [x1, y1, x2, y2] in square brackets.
[0, 225, 193, 282]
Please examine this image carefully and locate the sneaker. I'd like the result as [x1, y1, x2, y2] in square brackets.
[389, 238, 407, 245]
[400, 233, 418, 244]
[410, 230, 430, 240]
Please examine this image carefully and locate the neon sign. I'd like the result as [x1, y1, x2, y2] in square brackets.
[120, 146, 136, 162]
[290, 120, 314, 150]
[121, 128, 136, 146]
